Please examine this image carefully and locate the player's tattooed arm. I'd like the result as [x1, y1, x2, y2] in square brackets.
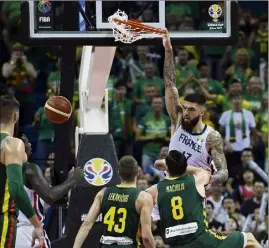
[163, 34, 182, 131]
[206, 130, 228, 184]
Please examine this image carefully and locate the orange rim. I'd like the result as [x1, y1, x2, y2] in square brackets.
[113, 18, 167, 35]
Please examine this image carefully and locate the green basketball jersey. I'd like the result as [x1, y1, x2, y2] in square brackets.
[157, 174, 206, 246]
[101, 185, 141, 248]
[0, 133, 16, 215]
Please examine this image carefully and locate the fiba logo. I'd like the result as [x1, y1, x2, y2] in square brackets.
[208, 4, 222, 22]
[38, 0, 52, 14]
[83, 158, 113, 186]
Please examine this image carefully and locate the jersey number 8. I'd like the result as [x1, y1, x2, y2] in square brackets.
[171, 196, 184, 220]
[103, 207, 127, 233]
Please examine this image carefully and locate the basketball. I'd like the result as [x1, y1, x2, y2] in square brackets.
[44, 96, 72, 124]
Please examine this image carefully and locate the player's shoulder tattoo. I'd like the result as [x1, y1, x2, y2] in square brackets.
[206, 129, 223, 151]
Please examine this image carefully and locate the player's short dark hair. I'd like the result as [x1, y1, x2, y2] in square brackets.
[0, 94, 20, 124]
[165, 150, 187, 177]
[118, 155, 138, 182]
[206, 200, 214, 209]
[184, 93, 206, 106]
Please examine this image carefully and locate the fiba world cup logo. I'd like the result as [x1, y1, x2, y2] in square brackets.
[83, 158, 113, 186]
[38, 0, 52, 14]
[208, 4, 222, 22]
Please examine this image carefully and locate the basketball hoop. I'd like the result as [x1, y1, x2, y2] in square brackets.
[108, 9, 167, 44]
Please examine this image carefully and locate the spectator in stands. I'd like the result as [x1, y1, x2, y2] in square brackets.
[1, 1, 21, 44]
[230, 147, 267, 187]
[134, 46, 161, 76]
[255, 93, 268, 147]
[205, 200, 225, 231]
[47, 59, 60, 93]
[134, 62, 163, 104]
[257, 212, 268, 247]
[243, 208, 266, 236]
[134, 84, 158, 130]
[248, 15, 268, 70]
[197, 61, 224, 94]
[109, 80, 134, 159]
[199, 78, 252, 112]
[137, 177, 149, 191]
[2, 43, 37, 128]
[136, 96, 170, 172]
[223, 197, 245, 230]
[251, 129, 266, 170]
[240, 181, 265, 217]
[175, 47, 198, 88]
[232, 170, 254, 204]
[219, 93, 257, 167]
[221, 31, 254, 69]
[33, 89, 55, 170]
[229, 216, 240, 231]
[43, 167, 52, 185]
[225, 48, 253, 87]
[179, 14, 194, 31]
[128, 46, 149, 82]
[207, 184, 230, 229]
[244, 76, 263, 113]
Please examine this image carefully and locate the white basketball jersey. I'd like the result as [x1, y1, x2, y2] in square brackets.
[17, 186, 45, 226]
[169, 125, 213, 170]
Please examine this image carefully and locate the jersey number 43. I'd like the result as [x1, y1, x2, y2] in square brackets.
[103, 207, 127, 233]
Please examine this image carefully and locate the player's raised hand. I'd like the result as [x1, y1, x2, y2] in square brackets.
[162, 30, 173, 51]
[68, 167, 84, 183]
[154, 159, 167, 171]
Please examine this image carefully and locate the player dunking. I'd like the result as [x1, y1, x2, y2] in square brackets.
[0, 94, 44, 247]
[73, 156, 155, 248]
[155, 33, 228, 186]
[147, 150, 262, 248]
[15, 134, 83, 248]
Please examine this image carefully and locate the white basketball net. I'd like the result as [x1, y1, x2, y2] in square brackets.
[108, 9, 161, 44]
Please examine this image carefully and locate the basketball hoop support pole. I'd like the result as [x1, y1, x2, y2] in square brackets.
[77, 46, 116, 147]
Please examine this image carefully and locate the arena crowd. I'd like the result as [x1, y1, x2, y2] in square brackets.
[0, 1, 268, 247]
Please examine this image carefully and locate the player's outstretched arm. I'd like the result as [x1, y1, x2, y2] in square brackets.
[4, 138, 44, 246]
[25, 163, 83, 204]
[139, 192, 155, 248]
[206, 130, 228, 184]
[163, 33, 182, 134]
[73, 188, 104, 248]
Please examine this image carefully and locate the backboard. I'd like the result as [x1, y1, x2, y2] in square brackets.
[21, 0, 238, 46]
